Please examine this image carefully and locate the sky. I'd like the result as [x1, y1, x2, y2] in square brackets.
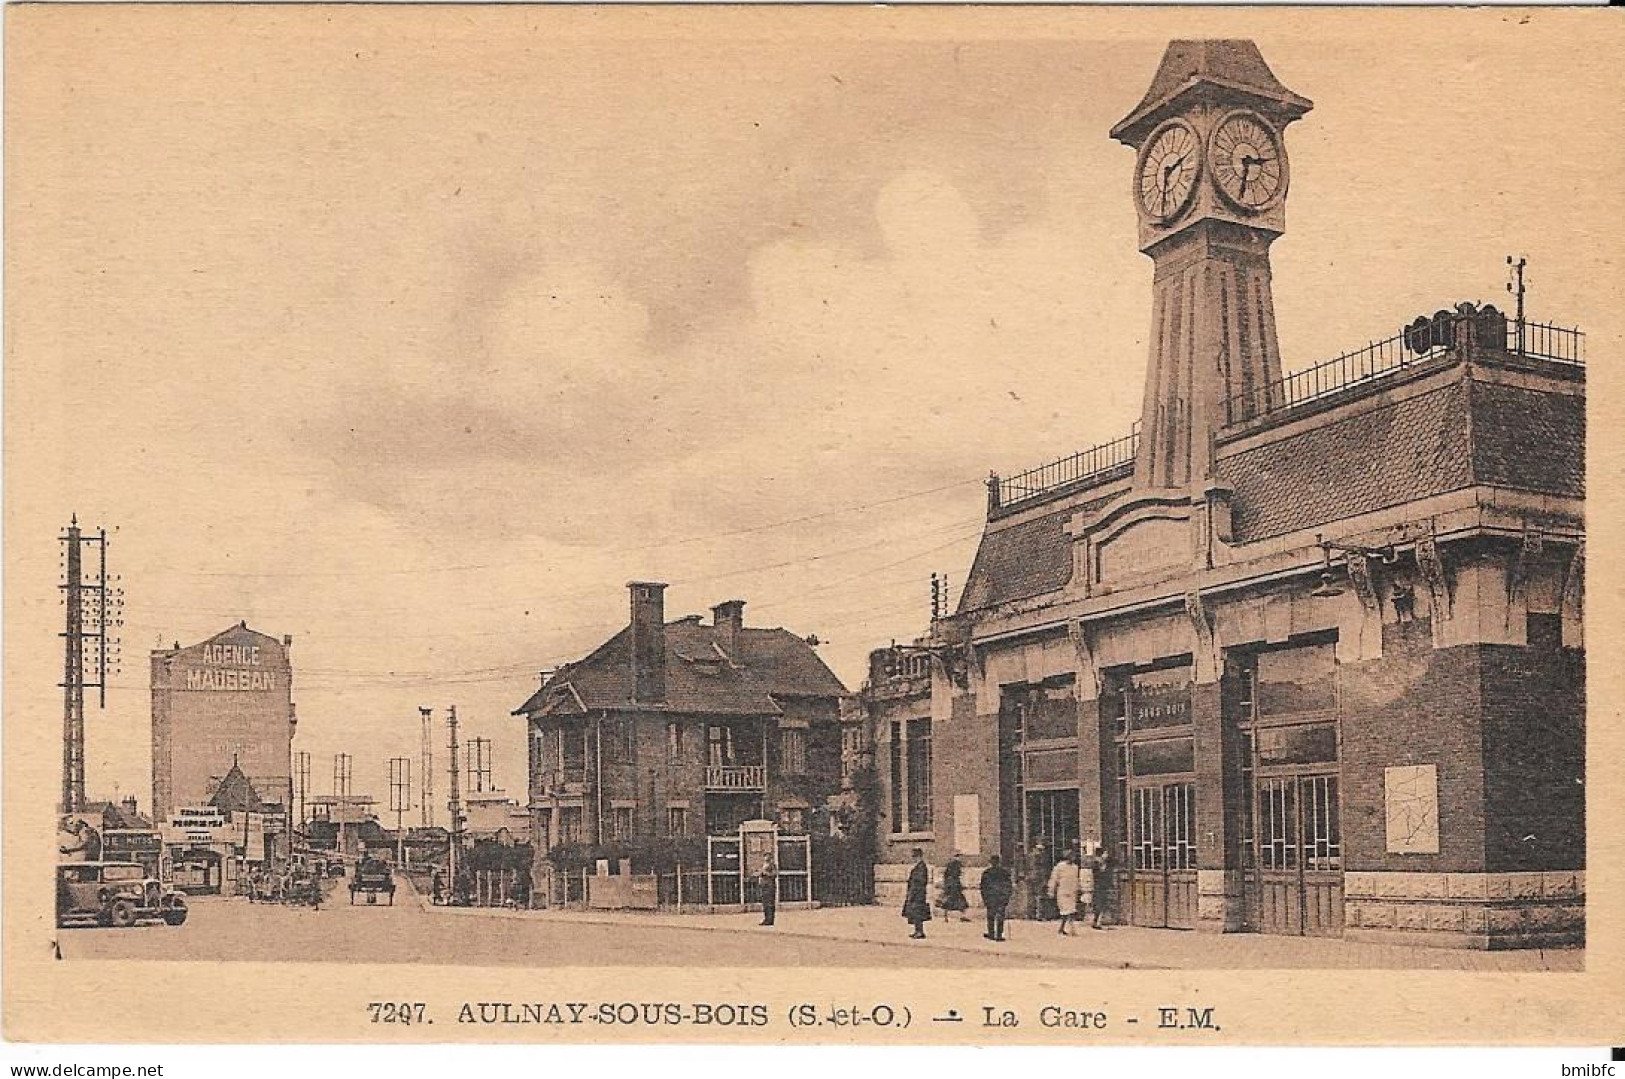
[6, 7, 1620, 817]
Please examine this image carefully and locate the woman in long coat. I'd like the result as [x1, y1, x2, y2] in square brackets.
[901, 849, 932, 939]
[938, 856, 970, 921]
[1045, 851, 1082, 935]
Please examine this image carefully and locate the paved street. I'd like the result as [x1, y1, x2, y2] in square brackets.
[56, 883, 1580, 971]
[56, 893, 1084, 968]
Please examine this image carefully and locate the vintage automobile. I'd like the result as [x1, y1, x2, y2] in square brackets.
[348, 858, 396, 905]
[57, 861, 189, 928]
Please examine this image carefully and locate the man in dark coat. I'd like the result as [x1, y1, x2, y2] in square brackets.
[901, 848, 932, 939]
[757, 853, 778, 927]
[979, 854, 1014, 942]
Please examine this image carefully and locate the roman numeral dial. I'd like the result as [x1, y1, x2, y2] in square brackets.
[1136, 120, 1202, 223]
[1210, 111, 1287, 212]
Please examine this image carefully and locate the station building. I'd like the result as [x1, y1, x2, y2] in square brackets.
[150, 621, 297, 821]
[862, 40, 1585, 949]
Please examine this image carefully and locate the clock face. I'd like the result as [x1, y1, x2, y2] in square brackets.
[1210, 112, 1287, 212]
[1136, 120, 1201, 223]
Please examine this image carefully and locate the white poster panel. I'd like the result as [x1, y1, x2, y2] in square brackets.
[952, 794, 981, 856]
[1384, 764, 1441, 854]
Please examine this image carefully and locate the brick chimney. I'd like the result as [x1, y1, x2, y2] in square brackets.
[712, 599, 745, 657]
[628, 582, 668, 703]
[121, 794, 139, 818]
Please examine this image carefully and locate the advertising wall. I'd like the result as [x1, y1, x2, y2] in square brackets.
[152, 624, 294, 819]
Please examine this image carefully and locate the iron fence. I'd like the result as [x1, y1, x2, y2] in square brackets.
[1511, 320, 1585, 364]
[1224, 315, 1585, 424]
[995, 425, 1139, 510]
[989, 313, 1582, 513]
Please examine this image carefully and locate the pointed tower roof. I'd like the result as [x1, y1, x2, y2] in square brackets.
[208, 758, 267, 815]
[1112, 39, 1312, 146]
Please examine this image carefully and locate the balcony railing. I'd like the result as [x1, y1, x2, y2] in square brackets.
[704, 764, 766, 791]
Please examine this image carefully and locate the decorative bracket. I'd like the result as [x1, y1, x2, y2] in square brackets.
[1561, 538, 1586, 614]
[1416, 531, 1451, 622]
[1184, 589, 1220, 685]
[1345, 550, 1379, 613]
[1067, 618, 1104, 699]
[1506, 526, 1544, 626]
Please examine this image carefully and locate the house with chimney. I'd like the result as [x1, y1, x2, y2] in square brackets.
[514, 584, 849, 852]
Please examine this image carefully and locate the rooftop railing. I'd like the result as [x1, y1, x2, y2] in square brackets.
[1223, 310, 1584, 423]
[991, 423, 1139, 511]
[989, 309, 1583, 514]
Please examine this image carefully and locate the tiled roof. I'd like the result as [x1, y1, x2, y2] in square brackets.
[208, 762, 269, 815]
[958, 492, 1115, 612]
[1220, 382, 1472, 542]
[1470, 382, 1584, 498]
[514, 619, 846, 718]
[953, 372, 1585, 611]
[1113, 40, 1311, 141]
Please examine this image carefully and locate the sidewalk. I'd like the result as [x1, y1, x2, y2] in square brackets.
[407, 883, 1581, 971]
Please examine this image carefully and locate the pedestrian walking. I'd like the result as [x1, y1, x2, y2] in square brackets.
[1046, 850, 1082, 935]
[901, 848, 932, 939]
[1080, 840, 1105, 929]
[757, 852, 778, 927]
[979, 854, 1013, 942]
[939, 855, 970, 922]
[431, 869, 444, 906]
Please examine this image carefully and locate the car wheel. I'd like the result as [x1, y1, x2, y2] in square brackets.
[108, 899, 137, 928]
[163, 908, 188, 926]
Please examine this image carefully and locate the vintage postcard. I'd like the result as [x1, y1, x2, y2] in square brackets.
[4, 3, 1622, 1047]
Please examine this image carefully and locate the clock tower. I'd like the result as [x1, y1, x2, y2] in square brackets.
[1112, 41, 1312, 491]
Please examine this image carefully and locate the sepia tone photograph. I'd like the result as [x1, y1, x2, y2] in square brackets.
[4, 3, 1622, 1047]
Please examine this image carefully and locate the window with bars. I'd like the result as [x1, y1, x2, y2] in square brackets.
[888, 718, 933, 834]
[1129, 782, 1195, 872]
[906, 718, 932, 832]
[1239, 730, 1256, 868]
[1165, 783, 1196, 871]
[780, 728, 807, 774]
[1259, 777, 1297, 870]
[666, 806, 688, 837]
[707, 725, 735, 767]
[666, 722, 684, 764]
[1304, 775, 1341, 871]
[608, 806, 635, 841]
[1132, 786, 1163, 870]
[558, 806, 583, 845]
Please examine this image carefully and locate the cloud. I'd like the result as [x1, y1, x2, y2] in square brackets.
[307, 164, 1148, 553]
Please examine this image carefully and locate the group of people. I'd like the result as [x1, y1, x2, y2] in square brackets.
[900, 842, 1110, 941]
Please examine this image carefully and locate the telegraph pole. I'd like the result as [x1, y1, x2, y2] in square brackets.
[294, 750, 311, 825]
[446, 706, 463, 891]
[388, 757, 412, 866]
[59, 517, 119, 813]
[466, 737, 492, 794]
[419, 706, 435, 827]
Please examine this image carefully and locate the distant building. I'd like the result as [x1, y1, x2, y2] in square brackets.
[464, 790, 529, 841]
[514, 585, 848, 851]
[150, 622, 296, 821]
